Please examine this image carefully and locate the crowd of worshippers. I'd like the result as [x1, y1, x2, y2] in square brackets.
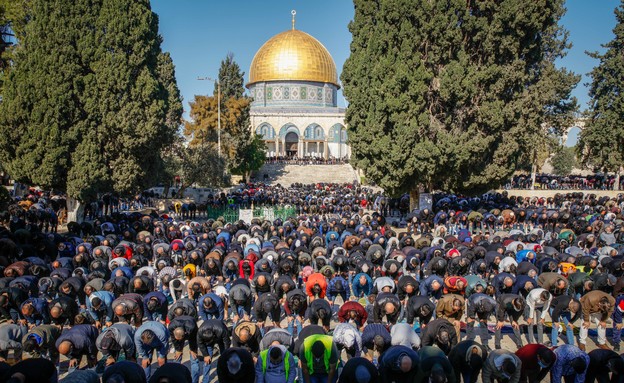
[508, 174, 620, 190]
[0, 188, 623, 382]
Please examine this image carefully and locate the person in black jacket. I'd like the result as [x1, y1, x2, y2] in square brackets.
[397, 276, 419, 302]
[586, 348, 624, 383]
[548, 294, 581, 346]
[216, 347, 255, 383]
[252, 292, 281, 329]
[448, 340, 488, 383]
[338, 357, 380, 383]
[196, 318, 230, 383]
[305, 298, 332, 331]
[373, 292, 401, 325]
[168, 315, 199, 383]
[112, 293, 144, 325]
[167, 298, 198, 322]
[420, 318, 458, 355]
[48, 295, 79, 326]
[0, 287, 28, 322]
[379, 345, 420, 383]
[59, 276, 86, 306]
[494, 294, 525, 350]
[466, 293, 497, 344]
[405, 296, 435, 327]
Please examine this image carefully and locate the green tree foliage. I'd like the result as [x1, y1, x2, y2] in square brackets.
[551, 146, 577, 176]
[0, 0, 182, 201]
[184, 95, 220, 148]
[578, 1, 624, 173]
[179, 145, 229, 189]
[342, 0, 578, 200]
[161, 139, 229, 196]
[185, 54, 263, 176]
[230, 134, 267, 182]
[216, 52, 245, 100]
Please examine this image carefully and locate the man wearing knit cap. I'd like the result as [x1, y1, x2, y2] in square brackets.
[217, 347, 255, 383]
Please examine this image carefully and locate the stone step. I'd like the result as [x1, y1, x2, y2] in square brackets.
[254, 164, 359, 186]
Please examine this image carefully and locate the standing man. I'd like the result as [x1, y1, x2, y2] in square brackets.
[524, 288, 552, 345]
[197, 319, 231, 383]
[168, 315, 199, 383]
[448, 340, 488, 383]
[579, 290, 615, 350]
[495, 294, 525, 350]
[134, 321, 169, 379]
[56, 324, 99, 372]
[299, 334, 339, 383]
[95, 322, 136, 366]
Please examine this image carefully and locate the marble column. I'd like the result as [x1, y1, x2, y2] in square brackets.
[324, 139, 328, 160]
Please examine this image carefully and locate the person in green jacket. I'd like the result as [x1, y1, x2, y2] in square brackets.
[299, 334, 339, 383]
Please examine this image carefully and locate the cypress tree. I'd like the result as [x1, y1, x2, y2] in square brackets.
[342, 0, 578, 204]
[0, 0, 182, 200]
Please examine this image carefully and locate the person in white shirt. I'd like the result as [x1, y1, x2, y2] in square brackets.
[525, 288, 552, 344]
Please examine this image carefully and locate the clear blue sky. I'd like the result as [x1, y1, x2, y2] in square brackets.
[152, 0, 621, 144]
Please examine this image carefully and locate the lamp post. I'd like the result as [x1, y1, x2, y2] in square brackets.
[197, 76, 227, 157]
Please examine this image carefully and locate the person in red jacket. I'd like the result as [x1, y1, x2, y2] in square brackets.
[337, 301, 368, 329]
[444, 276, 468, 295]
[305, 273, 328, 300]
[515, 344, 556, 383]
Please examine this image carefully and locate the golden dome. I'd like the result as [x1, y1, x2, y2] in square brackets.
[248, 29, 339, 88]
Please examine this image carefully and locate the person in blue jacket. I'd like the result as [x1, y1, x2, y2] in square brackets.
[352, 273, 373, 299]
[419, 275, 444, 301]
[198, 292, 224, 321]
[134, 320, 170, 379]
[20, 297, 51, 325]
[55, 324, 99, 373]
[85, 290, 115, 328]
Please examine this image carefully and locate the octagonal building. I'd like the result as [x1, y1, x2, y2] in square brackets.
[246, 16, 349, 159]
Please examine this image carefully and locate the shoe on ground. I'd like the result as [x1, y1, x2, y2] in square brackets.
[579, 343, 586, 351]
[614, 344, 620, 352]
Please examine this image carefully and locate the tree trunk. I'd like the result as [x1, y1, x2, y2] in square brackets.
[531, 163, 537, 190]
[616, 167, 622, 191]
[66, 197, 84, 224]
[409, 188, 420, 212]
[245, 171, 251, 184]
